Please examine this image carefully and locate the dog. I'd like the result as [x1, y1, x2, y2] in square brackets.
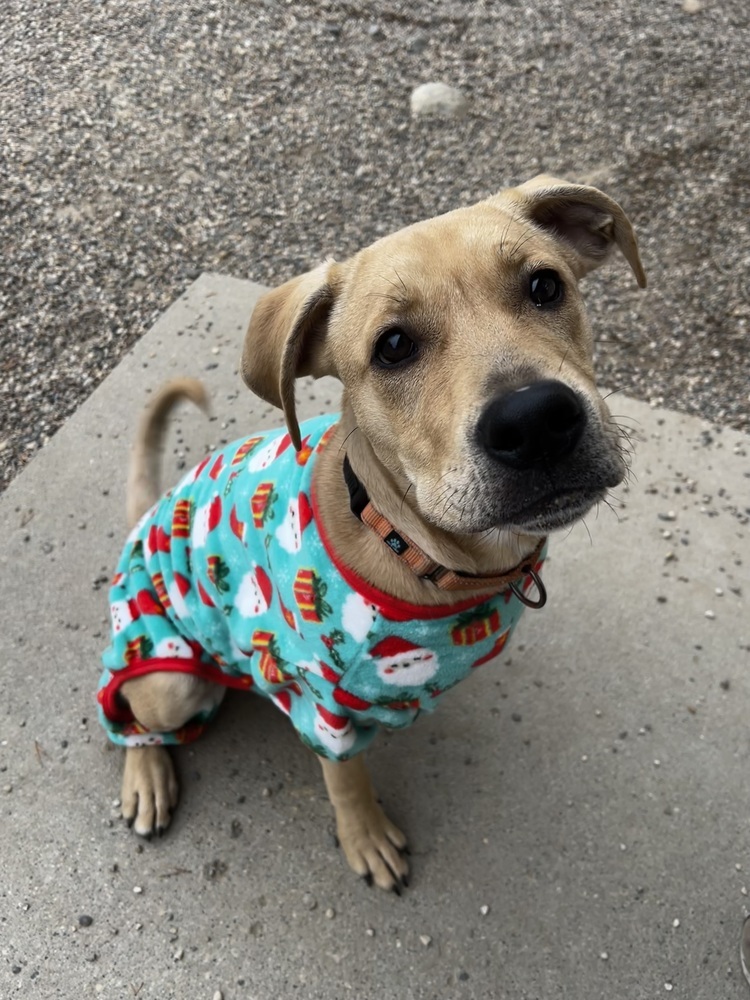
[98, 175, 645, 892]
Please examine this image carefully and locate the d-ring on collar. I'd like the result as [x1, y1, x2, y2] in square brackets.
[342, 456, 547, 608]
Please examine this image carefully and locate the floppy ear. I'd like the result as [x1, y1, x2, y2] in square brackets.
[241, 260, 339, 449]
[512, 174, 647, 288]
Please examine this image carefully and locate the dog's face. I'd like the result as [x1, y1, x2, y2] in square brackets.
[242, 175, 646, 536]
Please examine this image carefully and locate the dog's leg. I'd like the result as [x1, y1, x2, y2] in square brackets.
[319, 755, 409, 891]
[119, 672, 225, 837]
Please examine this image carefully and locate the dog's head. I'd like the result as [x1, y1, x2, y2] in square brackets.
[241, 176, 645, 536]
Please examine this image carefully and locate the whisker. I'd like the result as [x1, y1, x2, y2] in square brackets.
[338, 425, 360, 453]
[610, 413, 643, 427]
[580, 516, 594, 547]
[601, 385, 634, 401]
[600, 496, 622, 523]
[400, 482, 413, 513]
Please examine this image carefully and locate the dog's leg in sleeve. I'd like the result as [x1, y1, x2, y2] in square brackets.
[120, 672, 225, 837]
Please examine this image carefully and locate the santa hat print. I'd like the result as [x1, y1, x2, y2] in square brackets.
[275, 491, 314, 554]
[197, 579, 216, 608]
[167, 571, 191, 618]
[135, 588, 166, 617]
[314, 704, 356, 755]
[341, 592, 379, 643]
[110, 597, 140, 634]
[145, 523, 171, 559]
[297, 492, 313, 532]
[192, 495, 222, 549]
[369, 635, 439, 686]
[300, 657, 341, 685]
[208, 453, 225, 480]
[247, 432, 293, 473]
[332, 687, 372, 712]
[235, 564, 273, 617]
[229, 504, 246, 543]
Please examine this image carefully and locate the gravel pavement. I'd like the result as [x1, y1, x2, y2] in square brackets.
[2, 0, 749, 491]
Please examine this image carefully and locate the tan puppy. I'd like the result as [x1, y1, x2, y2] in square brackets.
[116, 175, 645, 891]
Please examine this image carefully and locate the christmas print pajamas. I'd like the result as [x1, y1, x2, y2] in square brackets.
[99, 415, 544, 760]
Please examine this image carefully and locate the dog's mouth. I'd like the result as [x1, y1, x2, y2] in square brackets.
[501, 487, 605, 533]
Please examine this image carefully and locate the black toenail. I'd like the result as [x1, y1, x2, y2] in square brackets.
[392, 883, 402, 897]
[362, 873, 373, 887]
[401, 875, 409, 888]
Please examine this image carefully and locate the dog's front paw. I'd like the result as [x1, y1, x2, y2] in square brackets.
[121, 746, 178, 838]
[335, 800, 409, 892]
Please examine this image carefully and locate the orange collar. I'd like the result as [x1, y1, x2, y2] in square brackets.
[342, 456, 547, 608]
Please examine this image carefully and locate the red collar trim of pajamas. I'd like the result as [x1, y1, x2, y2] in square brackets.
[311, 476, 498, 622]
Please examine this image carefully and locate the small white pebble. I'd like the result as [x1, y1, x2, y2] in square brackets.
[211, 346, 220, 355]
[213, 991, 223, 1000]
[715, 587, 724, 596]
[737, 863, 743, 871]
[261, 786, 272, 798]
[581, 754, 588, 762]
[420, 934, 432, 946]
[654, 759, 661, 767]
[662, 529, 673, 539]
[174, 947, 184, 961]
[620, 843, 627, 852]
[112, 798, 121, 808]
[135, 923, 142, 931]
[366, 927, 375, 937]
[665, 983, 673, 993]
[705, 610, 716, 620]
[594, 709, 602, 717]
[673, 918, 680, 928]
[133, 886, 143, 894]
[664, 551, 676, 562]
[741, 886, 748, 896]
[600, 951, 609, 960]
[3, 784, 12, 794]
[479, 905, 489, 916]
[325, 907, 335, 919]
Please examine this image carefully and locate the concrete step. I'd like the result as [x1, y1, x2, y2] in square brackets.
[1, 273, 748, 999]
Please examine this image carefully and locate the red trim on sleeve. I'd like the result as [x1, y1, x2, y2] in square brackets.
[99, 657, 254, 725]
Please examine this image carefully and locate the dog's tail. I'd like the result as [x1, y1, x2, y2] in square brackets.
[126, 377, 210, 528]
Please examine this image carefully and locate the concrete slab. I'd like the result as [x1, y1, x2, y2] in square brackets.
[1, 273, 749, 1000]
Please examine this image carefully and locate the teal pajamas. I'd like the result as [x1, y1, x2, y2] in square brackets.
[99, 415, 544, 760]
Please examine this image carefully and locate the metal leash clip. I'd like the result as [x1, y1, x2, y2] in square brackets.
[509, 565, 547, 609]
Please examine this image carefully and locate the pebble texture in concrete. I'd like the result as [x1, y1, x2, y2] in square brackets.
[1, 274, 748, 999]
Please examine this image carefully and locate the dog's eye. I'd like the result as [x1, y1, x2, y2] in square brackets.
[529, 269, 564, 308]
[373, 328, 417, 367]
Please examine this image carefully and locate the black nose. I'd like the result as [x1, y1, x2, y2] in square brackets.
[477, 380, 587, 470]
